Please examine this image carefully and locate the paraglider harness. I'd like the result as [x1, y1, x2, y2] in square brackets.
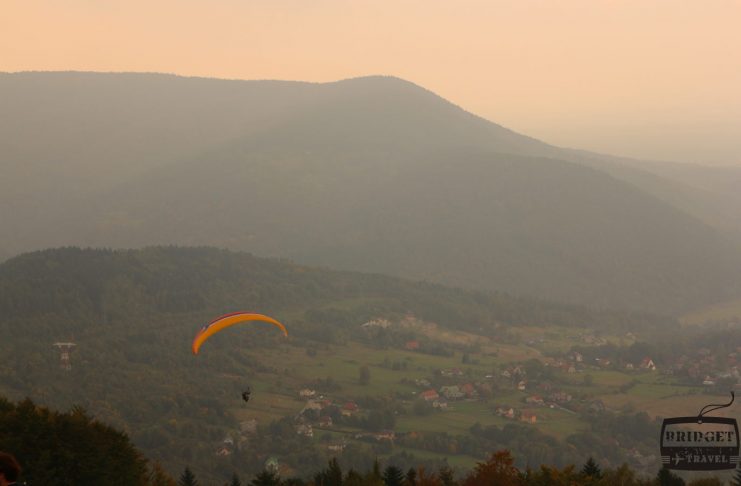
[242, 387, 251, 403]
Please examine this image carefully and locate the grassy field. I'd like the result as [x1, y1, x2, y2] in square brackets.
[681, 297, 741, 325]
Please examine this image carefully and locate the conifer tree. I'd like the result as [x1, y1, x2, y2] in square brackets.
[438, 466, 456, 486]
[383, 465, 405, 486]
[657, 466, 685, 486]
[369, 459, 382, 482]
[250, 469, 280, 486]
[178, 467, 199, 486]
[581, 457, 602, 479]
[314, 458, 343, 486]
[405, 467, 417, 486]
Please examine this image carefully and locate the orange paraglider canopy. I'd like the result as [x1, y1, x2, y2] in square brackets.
[191, 312, 288, 355]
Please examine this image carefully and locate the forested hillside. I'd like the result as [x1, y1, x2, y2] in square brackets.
[0, 247, 677, 481]
[0, 396, 175, 485]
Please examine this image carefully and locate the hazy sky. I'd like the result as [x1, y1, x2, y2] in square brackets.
[2, 0, 740, 165]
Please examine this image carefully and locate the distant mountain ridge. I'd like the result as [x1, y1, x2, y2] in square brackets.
[1, 71, 739, 313]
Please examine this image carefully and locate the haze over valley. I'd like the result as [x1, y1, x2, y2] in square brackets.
[2, 72, 740, 314]
[2, 2, 741, 483]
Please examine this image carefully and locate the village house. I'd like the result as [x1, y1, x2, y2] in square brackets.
[525, 395, 545, 406]
[420, 389, 440, 402]
[361, 318, 392, 329]
[374, 430, 396, 441]
[440, 385, 464, 400]
[327, 443, 346, 453]
[296, 424, 314, 437]
[318, 416, 333, 427]
[299, 388, 316, 398]
[432, 399, 448, 409]
[341, 401, 359, 417]
[550, 391, 572, 403]
[640, 358, 657, 371]
[216, 445, 232, 456]
[405, 340, 420, 351]
[495, 406, 515, 419]
[517, 380, 527, 391]
[460, 383, 478, 399]
[520, 410, 537, 424]
[300, 399, 324, 414]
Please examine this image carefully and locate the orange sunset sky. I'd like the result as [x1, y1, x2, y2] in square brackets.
[2, 0, 740, 165]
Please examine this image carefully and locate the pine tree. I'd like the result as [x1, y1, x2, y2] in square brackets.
[250, 469, 280, 486]
[178, 467, 199, 486]
[314, 458, 343, 486]
[383, 465, 405, 486]
[370, 459, 382, 482]
[581, 457, 602, 479]
[438, 466, 456, 486]
[405, 467, 417, 486]
[657, 466, 685, 486]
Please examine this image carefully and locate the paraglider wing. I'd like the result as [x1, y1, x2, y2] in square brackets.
[191, 312, 288, 355]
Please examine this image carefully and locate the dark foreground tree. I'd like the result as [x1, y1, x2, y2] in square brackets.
[383, 465, 405, 486]
[462, 450, 521, 486]
[581, 457, 602, 479]
[178, 466, 198, 486]
[250, 469, 280, 486]
[438, 466, 456, 486]
[0, 397, 149, 485]
[657, 467, 685, 486]
[314, 458, 343, 486]
[405, 467, 417, 485]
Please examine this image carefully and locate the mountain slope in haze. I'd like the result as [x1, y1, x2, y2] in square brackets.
[1, 72, 739, 313]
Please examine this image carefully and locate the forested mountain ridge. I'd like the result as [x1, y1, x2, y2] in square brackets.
[0, 247, 676, 480]
[2, 72, 740, 313]
[0, 246, 673, 339]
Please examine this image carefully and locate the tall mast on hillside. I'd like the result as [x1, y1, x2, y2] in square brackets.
[52, 342, 77, 371]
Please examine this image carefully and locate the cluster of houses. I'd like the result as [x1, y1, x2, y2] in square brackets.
[215, 417, 259, 456]
[494, 406, 538, 424]
[661, 347, 741, 386]
[418, 381, 483, 409]
[552, 351, 657, 374]
[297, 389, 361, 430]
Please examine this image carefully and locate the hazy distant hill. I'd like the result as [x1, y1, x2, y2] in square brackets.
[1, 72, 739, 313]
